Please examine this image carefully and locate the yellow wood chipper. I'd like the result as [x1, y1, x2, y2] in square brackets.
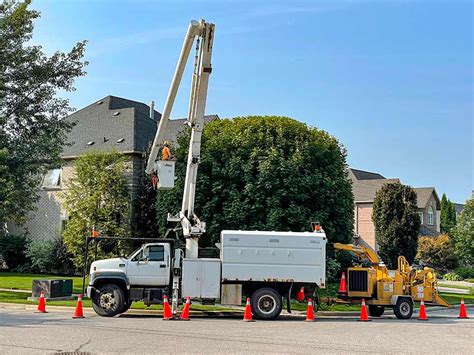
[331, 239, 450, 319]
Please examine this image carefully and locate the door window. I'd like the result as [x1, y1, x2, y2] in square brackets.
[143, 246, 164, 261]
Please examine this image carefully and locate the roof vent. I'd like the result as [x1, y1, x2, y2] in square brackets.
[87, 141, 95, 146]
[97, 101, 103, 105]
[113, 112, 120, 116]
[116, 138, 125, 143]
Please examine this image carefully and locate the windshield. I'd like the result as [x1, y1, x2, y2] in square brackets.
[127, 246, 142, 259]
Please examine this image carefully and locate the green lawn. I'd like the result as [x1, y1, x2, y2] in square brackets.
[0, 272, 87, 294]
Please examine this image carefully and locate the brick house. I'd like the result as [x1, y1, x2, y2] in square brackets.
[8, 95, 218, 241]
[350, 168, 441, 250]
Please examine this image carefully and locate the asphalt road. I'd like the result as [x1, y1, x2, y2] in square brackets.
[0, 307, 472, 354]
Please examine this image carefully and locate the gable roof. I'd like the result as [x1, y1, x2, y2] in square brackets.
[352, 178, 400, 202]
[413, 187, 440, 209]
[61, 95, 218, 158]
[349, 168, 386, 182]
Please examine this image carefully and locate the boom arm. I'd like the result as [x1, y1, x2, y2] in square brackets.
[145, 19, 215, 258]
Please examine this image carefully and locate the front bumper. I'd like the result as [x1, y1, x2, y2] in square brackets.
[86, 286, 94, 299]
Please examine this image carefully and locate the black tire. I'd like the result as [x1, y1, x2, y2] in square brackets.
[92, 284, 125, 317]
[250, 288, 283, 320]
[368, 305, 385, 317]
[120, 300, 132, 314]
[393, 298, 413, 319]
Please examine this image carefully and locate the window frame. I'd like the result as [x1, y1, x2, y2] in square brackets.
[428, 206, 434, 226]
[42, 168, 61, 190]
[417, 212, 424, 225]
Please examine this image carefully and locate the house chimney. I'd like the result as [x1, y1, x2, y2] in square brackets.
[150, 101, 155, 120]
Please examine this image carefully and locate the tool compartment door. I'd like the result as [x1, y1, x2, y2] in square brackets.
[182, 258, 220, 299]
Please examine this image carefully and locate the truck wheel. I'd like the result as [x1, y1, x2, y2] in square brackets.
[368, 305, 385, 317]
[92, 284, 125, 317]
[120, 300, 132, 314]
[393, 298, 413, 319]
[251, 288, 282, 320]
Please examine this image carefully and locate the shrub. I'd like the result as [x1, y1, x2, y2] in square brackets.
[0, 234, 29, 270]
[326, 258, 341, 282]
[454, 267, 474, 280]
[416, 234, 458, 272]
[26, 238, 77, 275]
[443, 272, 463, 281]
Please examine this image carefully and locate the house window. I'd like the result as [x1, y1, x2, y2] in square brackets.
[428, 206, 434, 225]
[42, 169, 61, 189]
[418, 212, 423, 224]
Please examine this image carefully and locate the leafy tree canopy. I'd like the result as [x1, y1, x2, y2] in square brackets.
[156, 116, 354, 247]
[62, 151, 130, 268]
[453, 197, 474, 266]
[372, 182, 421, 268]
[0, 0, 87, 231]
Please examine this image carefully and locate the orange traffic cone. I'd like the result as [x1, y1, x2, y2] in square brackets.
[35, 291, 47, 313]
[458, 298, 469, 319]
[358, 299, 370, 322]
[73, 294, 85, 319]
[338, 272, 347, 294]
[305, 298, 315, 322]
[180, 297, 191, 321]
[243, 297, 254, 322]
[296, 287, 305, 302]
[162, 295, 173, 320]
[418, 299, 428, 321]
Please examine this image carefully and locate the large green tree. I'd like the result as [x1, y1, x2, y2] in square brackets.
[156, 116, 354, 247]
[453, 197, 473, 266]
[372, 182, 421, 268]
[0, 1, 87, 231]
[62, 151, 130, 268]
[440, 193, 457, 234]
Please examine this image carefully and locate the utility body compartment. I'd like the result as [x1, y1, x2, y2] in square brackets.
[220, 230, 327, 286]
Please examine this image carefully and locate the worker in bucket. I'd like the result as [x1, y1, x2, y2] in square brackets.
[150, 141, 173, 190]
[162, 141, 172, 160]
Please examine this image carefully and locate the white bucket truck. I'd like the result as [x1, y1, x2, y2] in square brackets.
[87, 230, 326, 319]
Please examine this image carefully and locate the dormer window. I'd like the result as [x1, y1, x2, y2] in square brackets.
[428, 206, 434, 225]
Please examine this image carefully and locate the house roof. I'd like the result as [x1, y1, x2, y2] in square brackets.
[413, 187, 440, 210]
[61, 95, 218, 158]
[453, 203, 465, 215]
[348, 168, 386, 182]
[352, 178, 400, 202]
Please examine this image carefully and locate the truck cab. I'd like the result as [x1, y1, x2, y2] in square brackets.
[87, 242, 174, 317]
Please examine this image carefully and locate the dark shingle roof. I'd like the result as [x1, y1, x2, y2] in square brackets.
[349, 168, 386, 182]
[413, 187, 440, 209]
[453, 203, 464, 215]
[61, 95, 218, 158]
[352, 178, 400, 202]
[62, 95, 161, 157]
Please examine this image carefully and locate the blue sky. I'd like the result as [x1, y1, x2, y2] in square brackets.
[31, 0, 472, 203]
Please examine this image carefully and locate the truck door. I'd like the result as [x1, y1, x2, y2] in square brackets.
[127, 244, 170, 286]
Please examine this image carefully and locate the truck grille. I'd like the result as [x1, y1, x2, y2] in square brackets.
[348, 270, 368, 292]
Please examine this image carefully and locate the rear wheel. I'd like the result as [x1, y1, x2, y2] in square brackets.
[92, 284, 125, 317]
[250, 288, 283, 320]
[368, 305, 385, 317]
[393, 298, 413, 319]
